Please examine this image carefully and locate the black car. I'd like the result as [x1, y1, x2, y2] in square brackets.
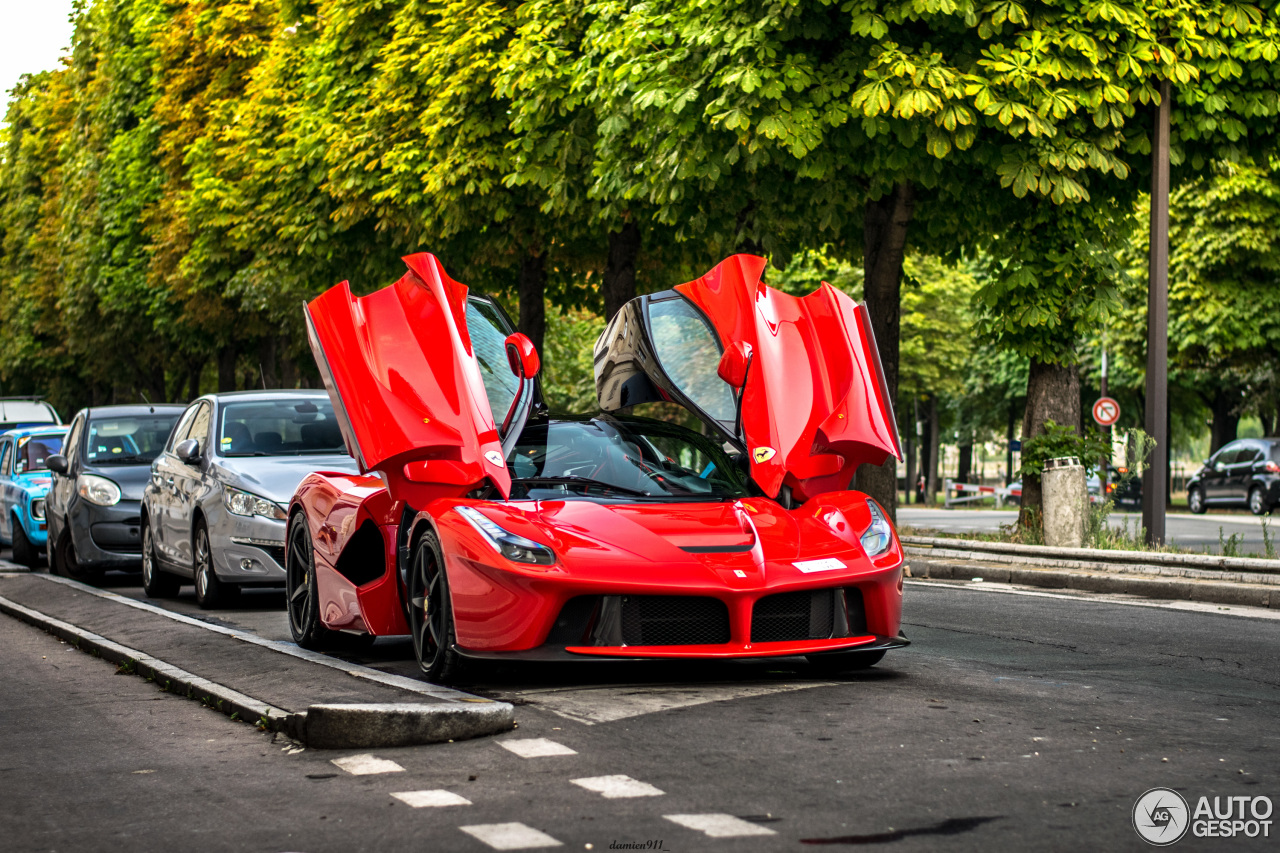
[45, 404, 186, 580]
[1187, 438, 1280, 516]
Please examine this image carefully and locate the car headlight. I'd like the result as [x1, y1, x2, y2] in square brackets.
[860, 498, 894, 557]
[78, 475, 122, 507]
[31, 498, 46, 520]
[456, 505, 556, 566]
[224, 488, 287, 520]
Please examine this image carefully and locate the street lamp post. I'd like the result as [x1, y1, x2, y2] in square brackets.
[1143, 79, 1171, 546]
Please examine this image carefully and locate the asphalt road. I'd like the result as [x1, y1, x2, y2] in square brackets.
[899, 507, 1276, 556]
[2, 572, 1277, 852]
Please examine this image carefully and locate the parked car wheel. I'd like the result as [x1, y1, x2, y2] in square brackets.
[11, 517, 40, 569]
[1249, 486, 1270, 516]
[140, 521, 180, 598]
[408, 528, 464, 684]
[193, 520, 236, 609]
[286, 511, 333, 649]
[806, 649, 887, 672]
[54, 524, 103, 584]
[1188, 486, 1207, 515]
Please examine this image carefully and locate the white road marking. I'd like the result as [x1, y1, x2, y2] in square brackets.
[330, 754, 405, 775]
[906, 579, 1280, 620]
[516, 681, 836, 726]
[460, 822, 562, 850]
[392, 790, 472, 807]
[571, 775, 664, 799]
[664, 813, 777, 838]
[498, 738, 577, 758]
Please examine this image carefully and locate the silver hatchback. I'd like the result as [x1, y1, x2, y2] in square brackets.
[140, 390, 359, 607]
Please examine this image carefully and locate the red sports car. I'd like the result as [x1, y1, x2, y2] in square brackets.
[287, 253, 907, 683]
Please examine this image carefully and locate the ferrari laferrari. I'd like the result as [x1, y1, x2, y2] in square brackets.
[286, 253, 907, 683]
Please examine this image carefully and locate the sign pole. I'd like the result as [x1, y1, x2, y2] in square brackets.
[1143, 79, 1171, 547]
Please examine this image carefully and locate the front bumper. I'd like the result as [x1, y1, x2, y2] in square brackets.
[209, 509, 287, 583]
[456, 633, 910, 662]
[68, 499, 144, 568]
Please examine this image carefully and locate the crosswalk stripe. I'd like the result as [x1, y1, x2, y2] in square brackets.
[460, 822, 562, 850]
[330, 754, 405, 775]
[391, 790, 472, 808]
[571, 775, 664, 799]
[498, 738, 577, 758]
[664, 813, 777, 838]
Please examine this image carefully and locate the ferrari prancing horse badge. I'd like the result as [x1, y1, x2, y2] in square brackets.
[752, 446, 776, 464]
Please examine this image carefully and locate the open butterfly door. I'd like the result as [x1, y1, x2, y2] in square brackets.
[306, 253, 535, 508]
[594, 254, 902, 502]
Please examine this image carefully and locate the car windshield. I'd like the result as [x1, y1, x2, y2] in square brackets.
[219, 398, 346, 456]
[507, 417, 749, 501]
[86, 414, 181, 465]
[15, 435, 62, 474]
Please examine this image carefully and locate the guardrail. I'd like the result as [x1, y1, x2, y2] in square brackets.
[943, 479, 1014, 508]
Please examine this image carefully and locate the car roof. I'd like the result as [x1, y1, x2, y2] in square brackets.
[82, 404, 188, 418]
[0, 425, 68, 441]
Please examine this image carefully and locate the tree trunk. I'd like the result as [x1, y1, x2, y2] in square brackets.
[853, 182, 915, 521]
[280, 344, 299, 390]
[186, 360, 202, 402]
[519, 251, 547, 356]
[217, 346, 237, 393]
[903, 434, 916, 506]
[258, 337, 279, 389]
[1006, 402, 1016, 485]
[1019, 359, 1081, 529]
[957, 442, 973, 485]
[925, 394, 940, 504]
[1208, 387, 1239, 453]
[603, 220, 641, 319]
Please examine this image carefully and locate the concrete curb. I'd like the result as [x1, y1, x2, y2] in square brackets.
[905, 557, 1277, 609]
[901, 535, 1280, 573]
[0, 581, 516, 748]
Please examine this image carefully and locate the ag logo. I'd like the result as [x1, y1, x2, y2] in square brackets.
[1133, 787, 1190, 846]
[484, 450, 504, 467]
[752, 446, 776, 464]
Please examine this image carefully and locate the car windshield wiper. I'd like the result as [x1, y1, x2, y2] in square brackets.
[91, 455, 153, 465]
[512, 476, 652, 497]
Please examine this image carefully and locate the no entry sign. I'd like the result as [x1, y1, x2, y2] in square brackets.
[1092, 396, 1121, 427]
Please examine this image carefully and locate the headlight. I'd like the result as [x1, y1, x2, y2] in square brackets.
[456, 505, 556, 566]
[224, 488, 287, 520]
[31, 498, 46, 520]
[78, 475, 122, 507]
[860, 498, 894, 557]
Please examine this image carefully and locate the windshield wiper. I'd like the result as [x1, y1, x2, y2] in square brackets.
[512, 476, 652, 497]
[92, 455, 153, 465]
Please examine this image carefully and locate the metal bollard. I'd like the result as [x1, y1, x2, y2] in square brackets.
[1042, 456, 1087, 548]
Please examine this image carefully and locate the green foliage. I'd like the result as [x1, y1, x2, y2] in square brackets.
[1017, 420, 1111, 478]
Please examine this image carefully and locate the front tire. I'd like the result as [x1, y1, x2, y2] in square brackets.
[141, 521, 180, 598]
[286, 512, 333, 649]
[193, 520, 236, 609]
[54, 524, 103, 584]
[806, 649, 887, 673]
[12, 519, 40, 569]
[408, 528, 465, 684]
[1249, 486, 1269, 516]
[1188, 486, 1207, 515]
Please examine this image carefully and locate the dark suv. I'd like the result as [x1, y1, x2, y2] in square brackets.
[1187, 438, 1280, 516]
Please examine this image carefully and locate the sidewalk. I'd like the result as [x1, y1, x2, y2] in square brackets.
[903, 536, 1279, 609]
[0, 570, 513, 748]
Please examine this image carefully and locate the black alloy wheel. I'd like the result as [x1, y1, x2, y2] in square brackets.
[141, 521, 179, 598]
[193, 520, 236, 609]
[408, 528, 464, 684]
[1249, 486, 1269, 516]
[806, 649, 888, 673]
[1188, 486, 1207, 515]
[286, 512, 333, 649]
[11, 517, 40, 569]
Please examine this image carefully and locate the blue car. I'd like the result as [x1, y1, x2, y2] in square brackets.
[0, 426, 68, 567]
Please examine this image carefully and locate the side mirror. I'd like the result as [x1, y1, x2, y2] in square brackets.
[504, 333, 541, 380]
[47, 454, 69, 475]
[717, 341, 753, 390]
[175, 438, 202, 464]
